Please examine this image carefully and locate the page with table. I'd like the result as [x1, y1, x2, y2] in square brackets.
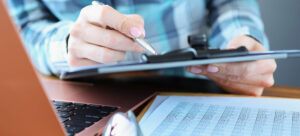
[140, 95, 300, 136]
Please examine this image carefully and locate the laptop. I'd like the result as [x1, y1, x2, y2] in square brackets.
[0, 2, 155, 136]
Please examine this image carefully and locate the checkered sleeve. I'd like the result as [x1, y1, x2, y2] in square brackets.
[6, 0, 73, 76]
[207, 0, 269, 50]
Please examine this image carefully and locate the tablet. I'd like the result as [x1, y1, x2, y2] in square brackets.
[60, 49, 300, 79]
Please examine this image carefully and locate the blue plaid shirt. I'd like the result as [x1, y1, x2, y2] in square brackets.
[7, 0, 268, 77]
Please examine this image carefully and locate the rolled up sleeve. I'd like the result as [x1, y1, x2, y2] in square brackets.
[206, 0, 269, 50]
[7, 0, 73, 76]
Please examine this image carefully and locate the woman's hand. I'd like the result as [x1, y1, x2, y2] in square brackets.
[68, 4, 145, 67]
[186, 35, 277, 96]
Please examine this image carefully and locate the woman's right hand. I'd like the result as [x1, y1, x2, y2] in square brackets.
[68, 4, 145, 67]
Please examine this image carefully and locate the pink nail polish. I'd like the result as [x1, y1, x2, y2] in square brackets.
[207, 66, 219, 73]
[130, 27, 142, 38]
[190, 67, 202, 74]
[141, 28, 146, 37]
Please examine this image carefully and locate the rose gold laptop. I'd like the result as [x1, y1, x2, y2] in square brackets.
[0, 2, 155, 136]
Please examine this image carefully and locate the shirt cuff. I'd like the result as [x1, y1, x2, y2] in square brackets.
[209, 25, 269, 50]
[48, 21, 73, 76]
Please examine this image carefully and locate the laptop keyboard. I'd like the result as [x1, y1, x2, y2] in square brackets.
[52, 100, 118, 136]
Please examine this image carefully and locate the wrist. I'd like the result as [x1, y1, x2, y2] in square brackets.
[227, 35, 266, 52]
[245, 35, 261, 44]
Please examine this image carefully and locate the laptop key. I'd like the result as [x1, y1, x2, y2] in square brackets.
[52, 101, 118, 135]
[102, 106, 118, 112]
[75, 103, 87, 107]
[89, 105, 103, 109]
[73, 113, 102, 119]
[53, 101, 72, 107]
[70, 114, 101, 123]
[65, 119, 87, 127]
[99, 110, 110, 116]
[85, 114, 102, 119]
[58, 105, 75, 112]
[66, 126, 84, 135]
[59, 111, 72, 118]
[59, 117, 69, 123]
[67, 133, 75, 136]
[83, 120, 94, 126]
[65, 119, 94, 128]
[74, 109, 102, 116]
[73, 104, 85, 110]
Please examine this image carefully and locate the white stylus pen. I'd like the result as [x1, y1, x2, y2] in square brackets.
[92, 1, 158, 55]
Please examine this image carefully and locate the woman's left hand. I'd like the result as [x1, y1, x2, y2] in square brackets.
[186, 35, 277, 96]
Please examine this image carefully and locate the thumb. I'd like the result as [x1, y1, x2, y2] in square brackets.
[227, 35, 257, 50]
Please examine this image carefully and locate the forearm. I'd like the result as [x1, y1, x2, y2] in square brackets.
[206, 0, 269, 50]
[7, 0, 72, 76]
[22, 20, 72, 76]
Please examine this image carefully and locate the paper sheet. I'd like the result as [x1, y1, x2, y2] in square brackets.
[140, 96, 300, 136]
[139, 96, 169, 125]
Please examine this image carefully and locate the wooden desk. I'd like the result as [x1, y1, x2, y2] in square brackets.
[40, 74, 300, 100]
[40, 73, 300, 102]
[39, 74, 300, 135]
[263, 86, 300, 98]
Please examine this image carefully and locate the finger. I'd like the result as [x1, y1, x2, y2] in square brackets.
[71, 22, 144, 52]
[188, 60, 276, 86]
[80, 5, 145, 38]
[187, 64, 275, 87]
[81, 43, 126, 64]
[186, 65, 207, 74]
[206, 59, 277, 76]
[204, 72, 274, 87]
[69, 40, 126, 64]
[226, 35, 265, 51]
[126, 14, 145, 36]
[187, 65, 270, 95]
[206, 74, 264, 96]
[187, 65, 273, 87]
[68, 57, 100, 67]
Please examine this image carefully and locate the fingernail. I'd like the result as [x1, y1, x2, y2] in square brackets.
[207, 65, 219, 73]
[190, 67, 202, 74]
[130, 27, 142, 38]
[141, 28, 146, 37]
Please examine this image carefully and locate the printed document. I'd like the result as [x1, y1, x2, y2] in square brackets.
[140, 96, 300, 136]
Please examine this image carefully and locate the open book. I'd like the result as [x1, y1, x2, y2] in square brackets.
[139, 95, 300, 136]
